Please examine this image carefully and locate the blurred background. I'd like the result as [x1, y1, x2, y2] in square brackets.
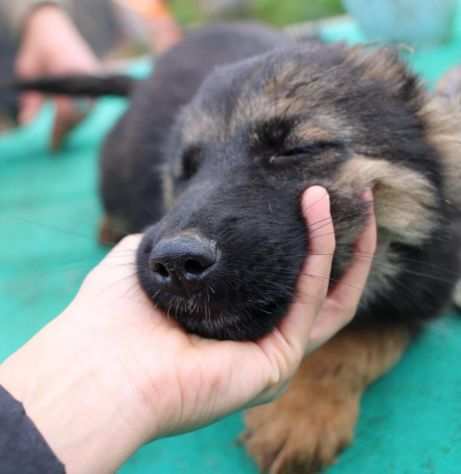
[0, 0, 344, 132]
[4, 0, 458, 131]
[169, 0, 344, 25]
[2, 2, 461, 474]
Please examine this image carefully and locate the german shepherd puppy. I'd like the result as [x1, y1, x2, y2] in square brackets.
[15, 23, 461, 473]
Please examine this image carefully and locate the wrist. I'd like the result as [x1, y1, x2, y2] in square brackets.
[0, 311, 157, 473]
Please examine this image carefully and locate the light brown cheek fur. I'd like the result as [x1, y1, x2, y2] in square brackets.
[162, 164, 175, 211]
[327, 155, 439, 306]
[244, 325, 409, 474]
[334, 155, 437, 246]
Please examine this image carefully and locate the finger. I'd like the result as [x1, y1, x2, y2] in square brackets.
[276, 186, 335, 350]
[204, 189, 335, 411]
[309, 190, 376, 347]
[328, 189, 376, 309]
[291, 186, 335, 312]
[51, 97, 87, 151]
[19, 92, 43, 124]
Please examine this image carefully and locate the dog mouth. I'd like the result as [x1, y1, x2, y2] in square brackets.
[147, 287, 286, 341]
[150, 290, 246, 339]
[136, 226, 299, 341]
[137, 256, 290, 341]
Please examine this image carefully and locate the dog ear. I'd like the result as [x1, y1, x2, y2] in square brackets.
[345, 49, 461, 218]
[414, 67, 461, 215]
[420, 94, 461, 214]
[345, 47, 423, 108]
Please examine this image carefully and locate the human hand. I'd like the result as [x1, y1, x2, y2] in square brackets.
[0, 186, 376, 474]
[15, 4, 100, 150]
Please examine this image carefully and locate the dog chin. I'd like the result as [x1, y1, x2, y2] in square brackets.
[152, 293, 278, 341]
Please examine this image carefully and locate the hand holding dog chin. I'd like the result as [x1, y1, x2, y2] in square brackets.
[0, 187, 376, 474]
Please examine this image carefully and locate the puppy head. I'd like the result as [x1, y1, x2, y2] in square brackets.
[137, 44, 444, 340]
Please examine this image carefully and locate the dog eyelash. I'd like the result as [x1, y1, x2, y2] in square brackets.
[268, 140, 342, 164]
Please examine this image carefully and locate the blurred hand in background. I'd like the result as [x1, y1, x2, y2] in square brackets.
[15, 4, 100, 150]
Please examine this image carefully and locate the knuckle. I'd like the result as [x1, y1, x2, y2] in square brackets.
[265, 365, 284, 392]
[296, 289, 323, 314]
[79, 269, 98, 294]
[342, 302, 359, 322]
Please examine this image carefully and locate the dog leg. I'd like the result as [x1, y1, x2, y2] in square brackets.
[243, 325, 409, 474]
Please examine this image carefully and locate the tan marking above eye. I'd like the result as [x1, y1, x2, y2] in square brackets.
[292, 124, 336, 143]
[180, 107, 226, 145]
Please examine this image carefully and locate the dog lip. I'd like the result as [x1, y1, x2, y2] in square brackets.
[155, 269, 212, 297]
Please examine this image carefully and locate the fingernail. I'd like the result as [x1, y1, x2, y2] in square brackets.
[362, 188, 373, 201]
[302, 185, 330, 210]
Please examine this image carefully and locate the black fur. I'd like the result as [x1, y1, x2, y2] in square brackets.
[13, 23, 461, 341]
[130, 25, 459, 340]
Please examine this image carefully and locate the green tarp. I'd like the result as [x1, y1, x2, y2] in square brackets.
[1, 13, 461, 474]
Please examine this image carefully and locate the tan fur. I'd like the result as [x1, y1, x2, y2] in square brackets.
[162, 164, 175, 210]
[244, 325, 409, 474]
[418, 96, 461, 211]
[335, 156, 437, 245]
[232, 60, 346, 134]
[345, 47, 417, 100]
[346, 47, 461, 213]
[293, 124, 337, 143]
[180, 106, 227, 145]
[361, 232, 400, 306]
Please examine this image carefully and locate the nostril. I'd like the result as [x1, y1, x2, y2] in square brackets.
[150, 261, 170, 278]
[184, 258, 210, 275]
[148, 233, 219, 292]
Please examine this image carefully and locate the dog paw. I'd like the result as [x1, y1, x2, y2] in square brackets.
[243, 394, 358, 474]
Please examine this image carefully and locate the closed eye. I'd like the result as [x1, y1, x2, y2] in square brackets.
[181, 145, 202, 180]
[268, 140, 342, 164]
[281, 140, 341, 157]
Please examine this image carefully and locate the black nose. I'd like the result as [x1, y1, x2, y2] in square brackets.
[149, 233, 219, 295]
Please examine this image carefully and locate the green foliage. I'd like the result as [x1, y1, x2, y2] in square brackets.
[169, 0, 345, 26]
[169, 0, 204, 25]
[250, 0, 344, 26]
